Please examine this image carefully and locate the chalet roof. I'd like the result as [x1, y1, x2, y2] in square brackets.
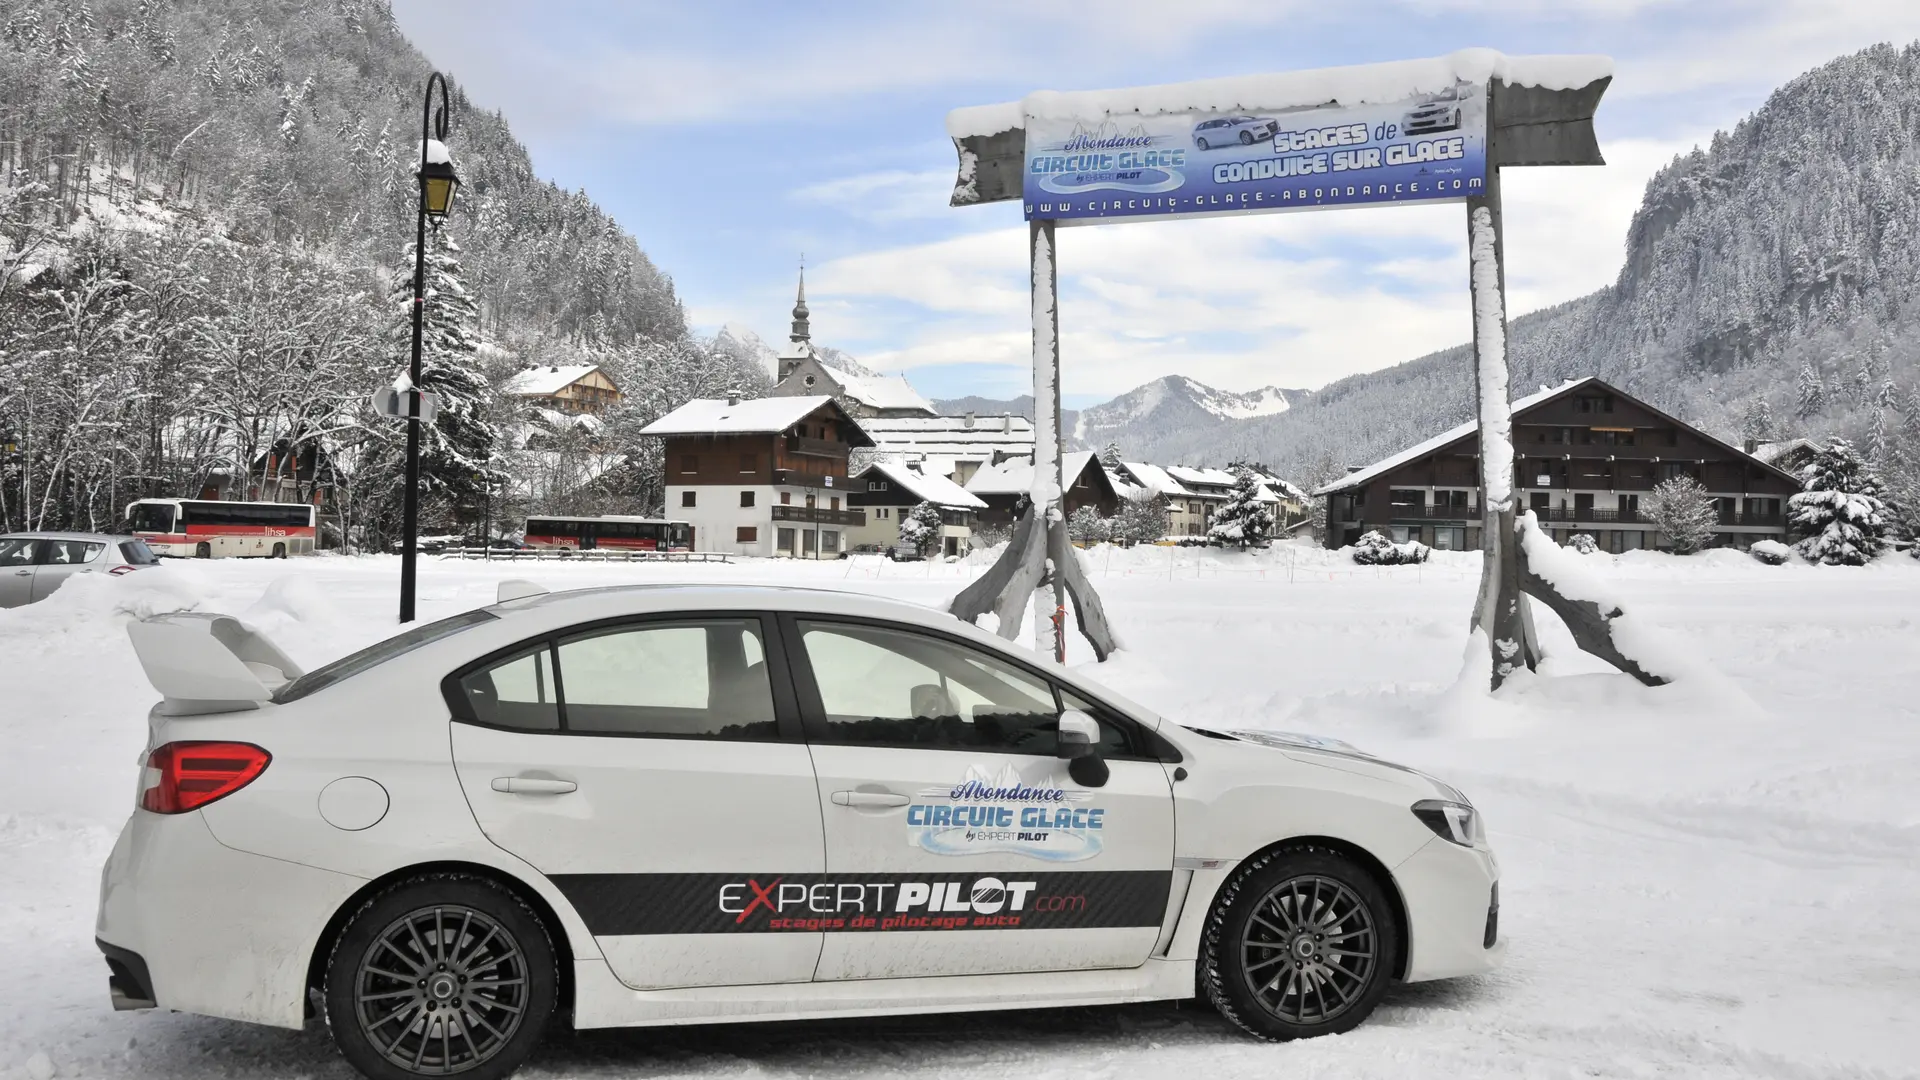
[1117, 461, 1192, 498]
[966, 450, 1101, 496]
[1166, 465, 1236, 491]
[832, 370, 937, 415]
[1314, 376, 1803, 496]
[1748, 437, 1821, 467]
[856, 460, 988, 510]
[1314, 378, 1598, 496]
[505, 364, 610, 397]
[638, 395, 875, 446]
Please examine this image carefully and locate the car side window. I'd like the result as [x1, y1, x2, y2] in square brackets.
[458, 645, 561, 731]
[0, 538, 39, 565]
[1059, 689, 1139, 758]
[554, 619, 776, 739]
[43, 540, 104, 564]
[797, 621, 1063, 754]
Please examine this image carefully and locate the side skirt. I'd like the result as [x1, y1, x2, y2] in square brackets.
[570, 956, 1196, 1030]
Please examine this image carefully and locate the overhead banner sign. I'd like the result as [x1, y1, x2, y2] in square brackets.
[1023, 81, 1487, 224]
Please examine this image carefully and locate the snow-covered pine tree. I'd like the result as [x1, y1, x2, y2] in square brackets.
[1796, 363, 1826, 418]
[1790, 438, 1889, 565]
[1099, 442, 1123, 471]
[1741, 398, 1775, 442]
[1206, 464, 1275, 548]
[385, 228, 501, 529]
[1867, 403, 1889, 465]
[1116, 493, 1170, 544]
[1646, 475, 1719, 554]
[897, 500, 944, 557]
[1066, 504, 1114, 544]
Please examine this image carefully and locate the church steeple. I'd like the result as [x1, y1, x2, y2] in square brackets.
[789, 261, 811, 344]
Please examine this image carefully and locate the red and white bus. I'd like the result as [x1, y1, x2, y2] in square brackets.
[522, 515, 693, 552]
[126, 498, 318, 558]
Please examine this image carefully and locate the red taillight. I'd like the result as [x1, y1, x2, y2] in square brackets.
[140, 742, 271, 814]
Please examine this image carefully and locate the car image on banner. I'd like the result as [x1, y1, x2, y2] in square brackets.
[97, 584, 1501, 1079]
[1024, 79, 1487, 224]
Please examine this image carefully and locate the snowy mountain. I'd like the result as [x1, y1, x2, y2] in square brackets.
[933, 376, 1302, 458]
[1153, 42, 1920, 490]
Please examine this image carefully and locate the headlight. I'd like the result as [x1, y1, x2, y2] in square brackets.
[1411, 799, 1480, 846]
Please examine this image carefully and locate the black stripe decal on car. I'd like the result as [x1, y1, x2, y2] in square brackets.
[550, 871, 1172, 935]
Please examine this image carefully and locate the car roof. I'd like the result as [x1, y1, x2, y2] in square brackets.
[2, 531, 127, 542]
[492, 583, 967, 630]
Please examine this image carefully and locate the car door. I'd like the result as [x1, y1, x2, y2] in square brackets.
[447, 613, 828, 990]
[0, 538, 41, 607]
[32, 538, 106, 601]
[784, 615, 1175, 982]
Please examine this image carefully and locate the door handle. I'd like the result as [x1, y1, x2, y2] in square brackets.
[491, 777, 577, 795]
[11, 569, 27, 576]
[831, 791, 909, 808]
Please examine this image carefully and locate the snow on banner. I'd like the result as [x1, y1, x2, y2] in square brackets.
[1022, 82, 1487, 223]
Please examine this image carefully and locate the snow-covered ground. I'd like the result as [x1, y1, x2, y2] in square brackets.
[2, 542, 1915, 1079]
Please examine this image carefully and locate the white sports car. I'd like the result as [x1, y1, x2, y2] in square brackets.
[99, 583, 1501, 1079]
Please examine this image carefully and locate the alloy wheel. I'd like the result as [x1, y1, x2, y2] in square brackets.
[352, 905, 530, 1075]
[1238, 874, 1378, 1025]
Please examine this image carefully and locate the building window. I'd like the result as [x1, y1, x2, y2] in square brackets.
[777, 528, 795, 552]
[681, 490, 696, 508]
[679, 455, 698, 473]
[830, 496, 840, 511]
[822, 530, 839, 552]
[780, 491, 791, 505]
[876, 507, 890, 519]
[736, 527, 758, 543]
[1389, 526, 1413, 543]
[1434, 527, 1465, 550]
[740, 491, 755, 508]
[869, 480, 888, 491]
[739, 453, 757, 472]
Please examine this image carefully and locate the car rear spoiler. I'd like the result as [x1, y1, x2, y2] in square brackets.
[126, 613, 306, 716]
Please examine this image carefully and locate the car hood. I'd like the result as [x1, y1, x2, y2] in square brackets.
[1207, 727, 1470, 804]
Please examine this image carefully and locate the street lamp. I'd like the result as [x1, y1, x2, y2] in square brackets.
[399, 72, 459, 624]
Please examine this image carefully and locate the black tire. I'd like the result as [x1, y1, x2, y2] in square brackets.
[272, 543, 287, 559]
[1203, 846, 1398, 1041]
[1239, 129, 1255, 145]
[195, 542, 211, 559]
[1196, 137, 1210, 150]
[324, 874, 557, 1080]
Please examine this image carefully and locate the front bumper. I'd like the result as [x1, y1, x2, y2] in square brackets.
[96, 810, 365, 1029]
[1393, 836, 1504, 982]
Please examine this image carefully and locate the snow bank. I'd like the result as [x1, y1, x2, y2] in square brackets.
[947, 49, 1614, 138]
[0, 564, 210, 634]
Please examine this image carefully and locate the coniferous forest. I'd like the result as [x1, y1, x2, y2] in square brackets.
[0, 0, 767, 545]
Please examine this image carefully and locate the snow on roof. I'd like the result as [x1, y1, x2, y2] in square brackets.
[505, 364, 601, 396]
[833, 371, 936, 414]
[1166, 465, 1236, 490]
[947, 49, 1614, 138]
[640, 395, 866, 440]
[1118, 462, 1191, 498]
[858, 460, 987, 510]
[967, 450, 1099, 496]
[1748, 437, 1821, 465]
[1314, 378, 1596, 496]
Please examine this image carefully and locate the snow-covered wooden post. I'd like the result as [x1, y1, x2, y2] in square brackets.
[947, 216, 1120, 661]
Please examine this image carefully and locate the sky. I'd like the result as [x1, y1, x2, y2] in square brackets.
[391, 1, 1920, 408]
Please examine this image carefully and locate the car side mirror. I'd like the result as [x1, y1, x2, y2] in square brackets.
[1058, 710, 1109, 788]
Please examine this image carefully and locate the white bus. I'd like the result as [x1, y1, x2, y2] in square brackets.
[126, 498, 318, 558]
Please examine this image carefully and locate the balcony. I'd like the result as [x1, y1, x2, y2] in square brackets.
[784, 435, 845, 458]
[771, 504, 866, 527]
[772, 468, 844, 489]
[1389, 503, 1482, 522]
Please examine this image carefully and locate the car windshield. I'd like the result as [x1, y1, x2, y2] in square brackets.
[273, 609, 498, 704]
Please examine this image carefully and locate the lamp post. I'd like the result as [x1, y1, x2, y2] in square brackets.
[398, 72, 460, 624]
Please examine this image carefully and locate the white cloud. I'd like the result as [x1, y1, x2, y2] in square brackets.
[790, 169, 958, 223]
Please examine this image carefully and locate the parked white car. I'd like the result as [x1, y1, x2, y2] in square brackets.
[100, 583, 1500, 1079]
[0, 532, 157, 608]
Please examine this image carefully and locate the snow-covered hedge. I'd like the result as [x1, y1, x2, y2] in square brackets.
[1568, 532, 1598, 554]
[1351, 529, 1430, 565]
[1748, 539, 1792, 565]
